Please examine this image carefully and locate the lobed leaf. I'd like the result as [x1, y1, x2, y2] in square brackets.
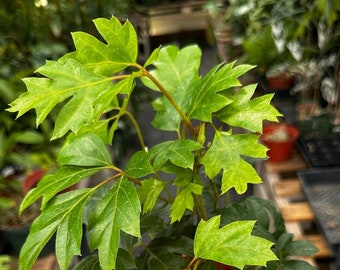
[88, 176, 141, 270]
[201, 130, 267, 194]
[187, 62, 254, 122]
[125, 151, 154, 178]
[58, 133, 112, 167]
[217, 84, 282, 132]
[170, 183, 203, 223]
[138, 178, 167, 213]
[8, 59, 114, 139]
[194, 216, 277, 269]
[63, 17, 137, 76]
[19, 189, 93, 270]
[150, 139, 202, 171]
[20, 166, 101, 212]
[143, 45, 201, 131]
[136, 236, 193, 270]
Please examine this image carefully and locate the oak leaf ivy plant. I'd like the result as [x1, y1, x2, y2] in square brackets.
[8, 16, 317, 270]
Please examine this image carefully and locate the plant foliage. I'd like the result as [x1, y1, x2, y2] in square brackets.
[8, 16, 317, 269]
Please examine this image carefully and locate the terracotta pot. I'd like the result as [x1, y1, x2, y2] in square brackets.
[261, 125, 299, 162]
[23, 169, 45, 193]
[266, 75, 295, 91]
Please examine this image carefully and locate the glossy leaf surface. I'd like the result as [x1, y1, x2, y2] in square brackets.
[88, 176, 141, 270]
[19, 189, 93, 270]
[194, 216, 277, 269]
[201, 130, 267, 194]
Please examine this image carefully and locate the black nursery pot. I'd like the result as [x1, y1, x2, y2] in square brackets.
[1, 226, 55, 257]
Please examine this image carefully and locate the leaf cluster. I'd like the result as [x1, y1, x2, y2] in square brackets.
[6, 16, 317, 270]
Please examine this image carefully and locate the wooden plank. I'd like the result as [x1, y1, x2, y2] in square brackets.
[274, 178, 302, 197]
[265, 149, 307, 173]
[280, 202, 314, 222]
[10, 254, 58, 270]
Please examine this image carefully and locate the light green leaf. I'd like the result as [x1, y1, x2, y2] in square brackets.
[144, 47, 160, 68]
[20, 166, 101, 212]
[187, 62, 254, 122]
[143, 45, 201, 131]
[170, 183, 203, 223]
[88, 176, 141, 270]
[138, 178, 166, 213]
[217, 84, 282, 132]
[19, 189, 93, 270]
[64, 17, 137, 76]
[58, 133, 112, 167]
[8, 58, 113, 139]
[194, 216, 277, 269]
[201, 130, 267, 194]
[11, 130, 45, 144]
[150, 140, 202, 171]
[125, 151, 154, 178]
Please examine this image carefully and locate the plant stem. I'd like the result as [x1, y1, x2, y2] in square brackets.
[193, 194, 207, 221]
[124, 110, 146, 150]
[141, 69, 195, 135]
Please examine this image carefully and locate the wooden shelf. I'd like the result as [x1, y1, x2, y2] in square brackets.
[256, 147, 333, 264]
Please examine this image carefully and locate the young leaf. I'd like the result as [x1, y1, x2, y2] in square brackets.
[138, 178, 166, 213]
[217, 84, 282, 132]
[201, 130, 267, 194]
[19, 189, 93, 270]
[144, 47, 161, 68]
[170, 183, 203, 223]
[58, 133, 112, 167]
[125, 151, 154, 178]
[150, 140, 202, 171]
[20, 166, 101, 212]
[143, 45, 201, 131]
[194, 216, 277, 269]
[63, 17, 138, 76]
[187, 62, 254, 122]
[88, 176, 141, 270]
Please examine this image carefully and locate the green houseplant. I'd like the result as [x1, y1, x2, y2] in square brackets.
[8, 16, 318, 270]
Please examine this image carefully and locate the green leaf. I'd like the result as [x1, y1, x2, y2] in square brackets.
[58, 133, 112, 167]
[144, 47, 160, 68]
[88, 176, 141, 270]
[73, 254, 101, 270]
[138, 178, 166, 213]
[143, 45, 201, 131]
[19, 189, 93, 270]
[194, 216, 277, 269]
[171, 183, 203, 223]
[136, 236, 193, 270]
[278, 260, 317, 270]
[221, 197, 286, 241]
[125, 151, 154, 178]
[115, 248, 137, 270]
[20, 166, 101, 212]
[64, 17, 137, 76]
[11, 130, 45, 144]
[201, 130, 267, 194]
[276, 233, 318, 257]
[187, 62, 254, 122]
[217, 84, 282, 132]
[8, 58, 114, 139]
[150, 140, 202, 171]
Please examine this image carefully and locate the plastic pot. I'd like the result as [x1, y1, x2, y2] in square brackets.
[261, 124, 299, 162]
